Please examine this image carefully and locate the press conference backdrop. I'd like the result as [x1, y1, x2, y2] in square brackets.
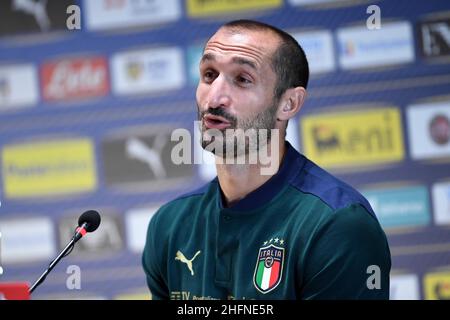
[0, 0, 449, 300]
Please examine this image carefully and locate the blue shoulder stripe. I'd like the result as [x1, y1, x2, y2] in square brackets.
[290, 156, 376, 219]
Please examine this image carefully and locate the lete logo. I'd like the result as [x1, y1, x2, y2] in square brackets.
[41, 57, 109, 101]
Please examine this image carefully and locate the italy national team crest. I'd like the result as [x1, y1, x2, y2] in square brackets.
[253, 243, 285, 294]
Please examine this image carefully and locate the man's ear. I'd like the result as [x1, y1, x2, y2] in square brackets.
[276, 87, 307, 121]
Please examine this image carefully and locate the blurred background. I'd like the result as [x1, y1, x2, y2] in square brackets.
[0, 0, 450, 300]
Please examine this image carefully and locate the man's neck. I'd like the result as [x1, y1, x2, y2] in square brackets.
[215, 139, 286, 208]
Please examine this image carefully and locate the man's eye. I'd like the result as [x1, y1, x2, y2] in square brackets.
[203, 71, 216, 82]
[237, 76, 251, 85]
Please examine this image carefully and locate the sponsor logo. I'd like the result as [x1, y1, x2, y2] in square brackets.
[101, 127, 193, 191]
[111, 47, 185, 96]
[424, 271, 450, 300]
[59, 210, 123, 254]
[2, 138, 97, 199]
[41, 56, 109, 101]
[390, 274, 420, 300]
[85, 0, 181, 31]
[253, 241, 285, 294]
[407, 101, 450, 160]
[0, 217, 56, 264]
[0, 0, 75, 37]
[301, 107, 404, 169]
[292, 30, 335, 75]
[126, 60, 144, 81]
[187, 0, 282, 17]
[125, 207, 159, 253]
[337, 21, 414, 70]
[187, 44, 204, 85]
[0, 64, 39, 110]
[418, 16, 450, 59]
[432, 181, 450, 226]
[429, 114, 450, 145]
[363, 186, 430, 229]
[175, 250, 201, 276]
[170, 291, 192, 300]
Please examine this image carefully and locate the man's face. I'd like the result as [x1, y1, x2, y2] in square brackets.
[196, 28, 280, 157]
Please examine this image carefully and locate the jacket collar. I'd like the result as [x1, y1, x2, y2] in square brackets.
[214, 141, 305, 213]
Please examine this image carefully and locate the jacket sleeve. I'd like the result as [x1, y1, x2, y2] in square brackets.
[142, 210, 170, 300]
[300, 203, 391, 300]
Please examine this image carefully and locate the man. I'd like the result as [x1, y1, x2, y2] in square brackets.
[142, 20, 391, 300]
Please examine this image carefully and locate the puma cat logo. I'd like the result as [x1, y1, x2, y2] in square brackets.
[175, 250, 201, 276]
[13, 0, 51, 32]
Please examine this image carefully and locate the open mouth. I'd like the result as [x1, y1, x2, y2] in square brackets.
[203, 114, 232, 130]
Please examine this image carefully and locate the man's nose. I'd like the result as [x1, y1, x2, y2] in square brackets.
[206, 74, 232, 109]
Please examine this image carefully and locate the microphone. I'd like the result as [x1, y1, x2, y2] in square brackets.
[29, 210, 101, 294]
[72, 210, 101, 242]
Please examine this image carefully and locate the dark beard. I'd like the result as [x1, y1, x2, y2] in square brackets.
[197, 102, 278, 159]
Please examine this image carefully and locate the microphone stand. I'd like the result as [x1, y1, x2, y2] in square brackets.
[29, 237, 76, 294]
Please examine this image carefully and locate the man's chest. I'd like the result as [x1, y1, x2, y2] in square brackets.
[164, 221, 298, 300]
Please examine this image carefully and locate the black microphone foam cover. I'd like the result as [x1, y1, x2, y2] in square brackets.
[78, 210, 101, 232]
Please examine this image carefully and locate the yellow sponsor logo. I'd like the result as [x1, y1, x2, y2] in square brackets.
[424, 271, 450, 300]
[2, 138, 97, 198]
[301, 108, 404, 169]
[187, 0, 282, 17]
